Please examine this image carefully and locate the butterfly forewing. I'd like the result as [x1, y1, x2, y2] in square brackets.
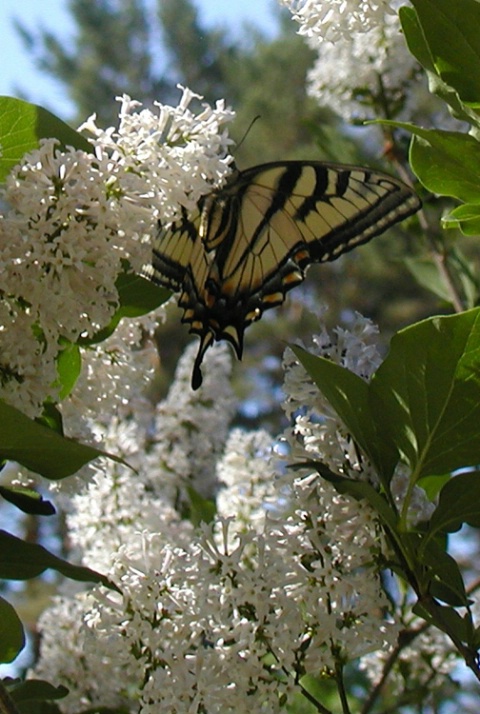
[144, 160, 421, 388]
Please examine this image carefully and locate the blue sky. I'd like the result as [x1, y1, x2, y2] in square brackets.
[1, 0, 279, 119]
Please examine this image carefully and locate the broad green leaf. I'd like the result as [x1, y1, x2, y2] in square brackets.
[0, 486, 55, 516]
[399, 5, 434, 73]
[291, 346, 398, 478]
[79, 271, 170, 346]
[0, 597, 25, 663]
[114, 271, 171, 318]
[410, 0, 480, 107]
[428, 471, 480, 536]
[400, 6, 480, 131]
[0, 97, 92, 182]
[0, 399, 127, 480]
[410, 131, 480, 203]
[0, 530, 117, 590]
[370, 309, 480, 480]
[376, 120, 480, 202]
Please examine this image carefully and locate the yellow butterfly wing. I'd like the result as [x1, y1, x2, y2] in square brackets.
[145, 161, 421, 388]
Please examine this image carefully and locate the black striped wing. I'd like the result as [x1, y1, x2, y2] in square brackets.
[144, 161, 420, 389]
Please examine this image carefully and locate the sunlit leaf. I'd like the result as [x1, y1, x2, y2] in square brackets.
[0, 96, 92, 182]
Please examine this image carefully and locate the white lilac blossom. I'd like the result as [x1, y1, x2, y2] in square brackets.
[279, 0, 397, 44]
[144, 341, 236, 502]
[279, 1, 419, 122]
[306, 14, 420, 122]
[282, 314, 382, 478]
[32, 317, 400, 713]
[281, 314, 433, 524]
[359, 616, 459, 698]
[32, 593, 139, 714]
[216, 428, 278, 541]
[0, 88, 234, 417]
[60, 316, 159, 442]
[66, 341, 235, 568]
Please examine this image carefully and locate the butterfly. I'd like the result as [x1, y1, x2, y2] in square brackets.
[143, 161, 420, 389]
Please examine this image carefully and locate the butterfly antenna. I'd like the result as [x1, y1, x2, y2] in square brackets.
[235, 115, 261, 153]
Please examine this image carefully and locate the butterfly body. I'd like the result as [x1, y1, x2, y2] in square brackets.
[144, 161, 421, 389]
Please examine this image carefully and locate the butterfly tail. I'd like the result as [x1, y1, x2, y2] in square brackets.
[191, 331, 215, 390]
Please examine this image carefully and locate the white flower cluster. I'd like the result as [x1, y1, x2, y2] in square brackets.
[65, 341, 235, 568]
[32, 319, 400, 713]
[59, 317, 158, 443]
[280, 0, 419, 122]
[282, 314, 382, 477]
[279, 0, 397, 44]
[307, 14, 420, 122]
[0, 88, 234, 417]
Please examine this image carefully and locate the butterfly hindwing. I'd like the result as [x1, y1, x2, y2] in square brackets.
[144, 161, 421, 388]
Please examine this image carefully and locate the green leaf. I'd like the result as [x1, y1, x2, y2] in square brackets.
[0, 597, 25, 663]
[370, 309, 480, 480]
[8, 679, 69, 704]
[419, 537, 468, 606]
[0, 530, 118, 590]
[410, 131, 480, 203]
[187, 486, 216, 526]
[0, 97, 92, 183]
[443, 203, 480, 235]
[290, 346, 398, 479]
[404, 257, 454, 303]
[114, 271, 171, 318]
[400, 5, 480, 131]
[0, 399, 128, 480]
[410, 0, 480, 107]
[0, 486, 55, 516]
[375, 121, 480, 203]
[417, 473, 451, 501]
[79, 271, 170, 346]
[413, 600, 471, 643]
[56, 342, 82, 400]
[399, 5, 435, 73]
[429, 471, 480, 536]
